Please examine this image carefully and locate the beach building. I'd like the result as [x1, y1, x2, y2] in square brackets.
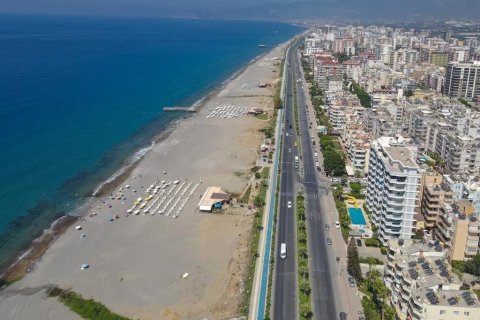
[198, 187, 231, 212]
[365, 135, 420, 245]
[385, 239, 480, 320]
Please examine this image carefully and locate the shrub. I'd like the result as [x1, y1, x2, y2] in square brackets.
[364, 238, 381, 247]
[359, 256, 384, 265]
[50, 288, 130, 320]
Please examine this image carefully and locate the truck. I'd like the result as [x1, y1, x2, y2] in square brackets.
[280, 243, 287, 259]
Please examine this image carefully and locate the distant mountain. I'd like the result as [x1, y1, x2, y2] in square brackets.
[196, 0, 480, 22]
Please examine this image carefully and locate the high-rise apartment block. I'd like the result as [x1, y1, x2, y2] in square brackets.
[443, 61, 480, 101]
[366, 136, 420, 244]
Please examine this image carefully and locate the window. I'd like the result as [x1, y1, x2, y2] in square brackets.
[453, 311, 459, 315]
[464, 312, 470, 316]
[440, 310, 446, 315]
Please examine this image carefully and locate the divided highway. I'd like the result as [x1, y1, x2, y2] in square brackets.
[292, 49, 338, 319]
[272, 42, 299, 320]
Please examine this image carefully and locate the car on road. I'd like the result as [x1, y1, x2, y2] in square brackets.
[280, 243, 287, 259]
[356, 239, 362, 246]
[335, 221, 340, 229]
[349, 277, 356, 287]
[288, 148, 291, 153]
[327, 238, 332, 245]
[287, 201, 292, 208]
[325, 224, 330, 231]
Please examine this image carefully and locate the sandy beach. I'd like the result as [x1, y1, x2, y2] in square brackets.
[0, 42, 287, 320]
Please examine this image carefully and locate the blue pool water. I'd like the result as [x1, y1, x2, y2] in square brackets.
[348, 207, 367, 225]
[0, 14, 304, 270]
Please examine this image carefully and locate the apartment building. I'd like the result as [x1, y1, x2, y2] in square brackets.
[443, 135, 480, 175]
[366, 135, 420, 244]
[443, 61, 480, 100]
[385, 239, 480, 320]
[444, 175, 480, 215]
[313, 55, 346, 91]
[364, 107, 400, 139]
[435, 201, 480, 261]
[343, 123, 371, 173]
[431, 52, 449, 67]
[419, 171, 453, 229]
[327, 104, 346, 132]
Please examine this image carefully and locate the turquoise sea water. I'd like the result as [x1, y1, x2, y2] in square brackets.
[0, 15, 303, 269]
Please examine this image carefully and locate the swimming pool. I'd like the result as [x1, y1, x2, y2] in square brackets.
[348, 207, 367, 225]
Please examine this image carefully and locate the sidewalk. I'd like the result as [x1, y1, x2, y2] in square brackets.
[249, 108, 284, 320]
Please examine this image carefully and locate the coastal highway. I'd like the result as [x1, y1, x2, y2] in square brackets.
[271, 42, 300, 320]
[293, 47, 338, 318]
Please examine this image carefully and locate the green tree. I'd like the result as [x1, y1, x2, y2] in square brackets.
[404, 89, 414, 97]
[298, 246, 308, 259]
[298, 231, 307, 244]
[347, 238, 363, 282]
[349, 182, 362, 195]
[334, 52, 350, 63]
[300, 279, 311, 295]
[299, 264, 309, 279]
[323, 150, 346, 176]
[465, 253, 480, 277]
[300, 303, 313, 318]
[253, 195, 265, 208]
[361, 296, 381, 320]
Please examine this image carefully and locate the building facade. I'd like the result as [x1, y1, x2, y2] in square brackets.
[443, 61, 480, 100]
[366, 136, 420, 244]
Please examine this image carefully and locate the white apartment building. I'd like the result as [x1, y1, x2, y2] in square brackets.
[385, 239, 480, 320]
[327, 104, 346, 132]
[366, 135, 420, 244]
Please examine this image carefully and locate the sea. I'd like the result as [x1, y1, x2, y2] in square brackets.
[0, 14, 303, 270]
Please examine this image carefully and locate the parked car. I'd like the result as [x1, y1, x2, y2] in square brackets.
[335, 221, 340, 229]
[327, 238, 332, 245]
[325, 224, 330, 231]
[356, 239, 362, 247]
[349, 277, 356, 287]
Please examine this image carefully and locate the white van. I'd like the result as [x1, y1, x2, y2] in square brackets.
[280, 243, 287, 259]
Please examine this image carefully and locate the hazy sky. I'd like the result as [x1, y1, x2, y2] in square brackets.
[0, 0, 479, 20]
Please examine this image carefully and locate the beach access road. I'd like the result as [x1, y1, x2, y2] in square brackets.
[0, 43, 289, 320]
